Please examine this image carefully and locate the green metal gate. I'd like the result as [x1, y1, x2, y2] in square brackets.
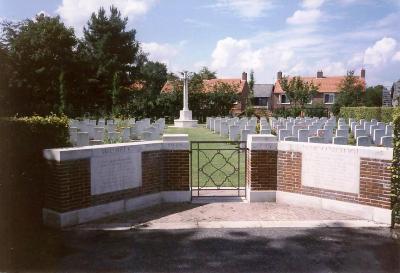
[190, 141, 247, 198]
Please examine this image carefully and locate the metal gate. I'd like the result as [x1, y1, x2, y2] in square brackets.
[190, 141, 247, 199]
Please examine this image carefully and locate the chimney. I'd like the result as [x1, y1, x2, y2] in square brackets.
[242, 72, 247, 81]
[361, 68, 366, 79]
[317, 70, 324, 78]
[277, 71, 283, 80]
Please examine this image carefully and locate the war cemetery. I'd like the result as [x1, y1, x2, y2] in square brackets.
[2, 2, 400, 272]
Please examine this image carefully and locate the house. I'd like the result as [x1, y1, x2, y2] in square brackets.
[382, 86, 392, 107]
[391, 80, 400, 107]
[272, 69, 366, 110]
[252, 84, 274, 110]
[161, 72, 249, 115]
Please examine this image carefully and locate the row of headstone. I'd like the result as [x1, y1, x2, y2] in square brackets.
[68, 117, 165, 147]
[206, 117, 271, 144]
[270, 116, 393, 147]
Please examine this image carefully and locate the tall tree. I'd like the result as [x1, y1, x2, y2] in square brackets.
[363, 85, 383, 107]
[198, 66, 217, 80]
[2, 14, 76, 115]
[141, 61, 168, 98]
[332, 70, 365, 114]
[82, 6, 146, 114]
[279, 76, 319, 108]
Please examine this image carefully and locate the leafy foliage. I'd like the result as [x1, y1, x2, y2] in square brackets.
[391, 107, 400, 226]
[339, 107, 394, 123]
[1, 14, 77, 116]
[279, 76, 319, 108]
[332, 70, 365, 115]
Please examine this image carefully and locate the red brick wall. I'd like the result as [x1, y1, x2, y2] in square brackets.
[247, 150, 278, 191]
[276, 151, 391, 209]
[163, 150, 190, 191]
[45, 150, 190, 213]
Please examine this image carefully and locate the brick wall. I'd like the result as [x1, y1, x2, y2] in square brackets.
[247, 150, 278, 190]
[45, 150, 190, 213]
[163, 150, 190, 191]
[276, 151, 391, 209]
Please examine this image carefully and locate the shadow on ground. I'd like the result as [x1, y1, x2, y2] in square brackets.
[2, 225, 400, 272]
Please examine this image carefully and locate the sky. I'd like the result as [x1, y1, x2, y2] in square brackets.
[1, 0, 400, 86]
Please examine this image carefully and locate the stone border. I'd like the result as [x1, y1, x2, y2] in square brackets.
[43, 191, 191, 228]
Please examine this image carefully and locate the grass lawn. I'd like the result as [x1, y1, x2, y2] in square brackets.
[164, 124, 246, 192]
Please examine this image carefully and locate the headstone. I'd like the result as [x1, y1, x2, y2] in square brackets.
[357, 136, 371, 146]
[107, 124, 117, 132]
[121, 127, 131, 142]
[298, 129, 310, 142]
[220, 122, 229, 137]
[317, 129, 333, 143]
[284, 136, 298, 142]
[260, 129, 271, 134]
[142, 131, 153, 141]
[108, 132, 119, 143]
[308, 136, 325, 143]
[245, 125, 256, 134]
[94, 127, 105, 140]
[354, 129, 366, 139]
[90, 140, 103, 146]
[333, 136, 348, 145]
[373, 129, 385, 145]
[69, 127, 78, 145]
[214, 119, 221, 134]
[229, 125, 240, 141]
[370, 124, 379, 136]
[386, 125, 393, 136]
[381, 136, 393, 148]
[278, 129, 291, 141]
[77, 132, 89, 147]
[335, 129, 348, 138]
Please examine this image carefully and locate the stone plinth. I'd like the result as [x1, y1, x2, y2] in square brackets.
[174, 110, 198, 128]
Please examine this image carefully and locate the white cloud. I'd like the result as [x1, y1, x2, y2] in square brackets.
[393, 51, 400, 62]
[141, 41, 187, 71]
[302, 0, 326, 9]
[286, 9, 322, 25]
[56, 0, 156, 35]
[364, 37, 397, 66]
[212, 0, 275, 19]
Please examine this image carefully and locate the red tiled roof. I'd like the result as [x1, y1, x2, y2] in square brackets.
[161, 79, 246, 93]
[274, 76, 366, 94]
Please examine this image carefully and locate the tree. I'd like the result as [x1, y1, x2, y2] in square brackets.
[363, 85, 383, 107]
[82, 6, 146, 114]
[332, 70, 365, 115]
[279, 76, 319, 108]
[2, 14, 77, 115]
[198, 66, 217, 80]
[141, 61, 168, 98]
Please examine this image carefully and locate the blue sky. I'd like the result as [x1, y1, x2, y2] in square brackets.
[1, 0, 400, 86]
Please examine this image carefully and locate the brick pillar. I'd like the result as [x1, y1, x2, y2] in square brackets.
[247, 134, 278, 202]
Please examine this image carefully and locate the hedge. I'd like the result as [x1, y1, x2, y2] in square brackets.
[0, 115, 70, 261]
[339, 107, 394, 123]
[392, 108, 400, 226]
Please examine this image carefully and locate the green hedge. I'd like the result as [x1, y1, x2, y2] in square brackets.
[0, 115, 70, 258]
[392, 108, 400, 226]
[339, 107, 395, 123]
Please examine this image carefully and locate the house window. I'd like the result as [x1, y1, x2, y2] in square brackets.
[279, 94, 290, 104]
[254, 97, 268, 106]
[324, 93, 335, 104]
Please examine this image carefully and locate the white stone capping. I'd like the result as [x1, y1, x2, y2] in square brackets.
[247, 134, 278, 151]
[43, 134, 190, 162]
[278, 141, 393, 161]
